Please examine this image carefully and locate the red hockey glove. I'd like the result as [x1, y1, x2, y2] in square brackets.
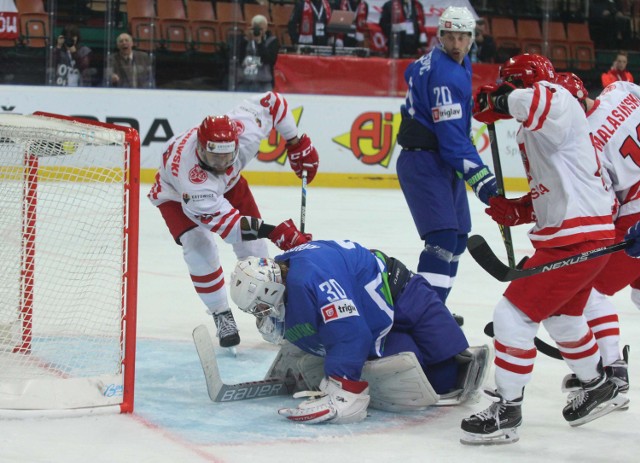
[287, 134, 319, 183]
[473, 82, 515, 125]
[268, 219, 312, 251]
[485, 194, 535, 226]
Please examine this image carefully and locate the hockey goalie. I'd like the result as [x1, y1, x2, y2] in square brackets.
[223, 239, 489, 424]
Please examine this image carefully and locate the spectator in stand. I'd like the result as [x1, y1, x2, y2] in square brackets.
[52, 25, 95, 87]
[470, 18, 496, 63]
[236, 15, 280, 92]
[379, 0, 426, 58]
[288, 0, 332, 47]
[601, 51, 634, 88]
[337, 0, 369, 47]
[589, 0, 632, 49]
[107, 33, 154, 89]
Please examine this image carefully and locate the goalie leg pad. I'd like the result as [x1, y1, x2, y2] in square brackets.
[362, 352, 440, 412]
[437, 345, 491, 406]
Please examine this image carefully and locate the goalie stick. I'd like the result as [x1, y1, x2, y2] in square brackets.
[192, 325, 294, 402]
[467, 234, 633, 282]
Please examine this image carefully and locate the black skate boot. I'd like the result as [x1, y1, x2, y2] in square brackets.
[213, 310, 240, 348]
[605, 345, 630, 393]
[562, 362, 629, 426]
[460, 389, 523, 445]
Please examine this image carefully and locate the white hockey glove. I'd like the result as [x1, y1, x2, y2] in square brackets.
[278, 376, 370, 424]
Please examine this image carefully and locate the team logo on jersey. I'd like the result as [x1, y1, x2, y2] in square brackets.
[321, 299, 359, 323]
[189, 165, 208, 184]
[432, 103, 462, 122]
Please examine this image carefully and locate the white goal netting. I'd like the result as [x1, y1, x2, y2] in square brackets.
[0, 113, 138, 413]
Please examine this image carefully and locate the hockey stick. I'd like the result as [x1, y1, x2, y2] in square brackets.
[300, 170, 308, 233]
[484, 322, 563, 360]
[487, 122, 515, 268]
[192, 325, 294, 402]
[467, 234, 633, 282]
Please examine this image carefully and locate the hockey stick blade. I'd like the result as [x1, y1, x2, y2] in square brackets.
[192, 325, 293, 403]
[467, 235, 633, 282]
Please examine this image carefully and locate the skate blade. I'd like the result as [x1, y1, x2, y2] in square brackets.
[568, 396, 630, 427]
[460, 428, 519, 446]
[226, 346, 238, 357]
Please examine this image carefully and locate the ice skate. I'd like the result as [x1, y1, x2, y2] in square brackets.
[460, 389, 522, 445]
[213, 310, 240, 354]
[562, 366, 629, 426]
[606, 345, 630, 394]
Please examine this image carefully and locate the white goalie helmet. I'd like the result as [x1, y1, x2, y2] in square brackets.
[438, 6, 476, 41]
[230, 257, 286, 320]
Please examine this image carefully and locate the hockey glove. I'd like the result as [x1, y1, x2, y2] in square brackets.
[625, 221, 640, 258]
[268, 219, 312, 251]
[485, 194, 535, 226]
[287, 134, 319, 183]
[463, 165, 498, 205]
[473, 82, 515, 125]
[278, 376, 370, 424]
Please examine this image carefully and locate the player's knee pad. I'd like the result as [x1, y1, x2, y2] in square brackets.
[180, 227, 220, 270]
[493, 297, 538, 349]
[233, 238, 269, 260]
[422, 229, 457, 263]
[542, 314, 590, 344]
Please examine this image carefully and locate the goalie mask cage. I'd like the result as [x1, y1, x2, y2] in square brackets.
[0, 112, 139, 416]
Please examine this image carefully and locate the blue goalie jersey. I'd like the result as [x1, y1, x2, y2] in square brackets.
[275, 240, 394, 380]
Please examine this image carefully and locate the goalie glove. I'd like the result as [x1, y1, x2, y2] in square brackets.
[278, 376, 370, 424]
[473, 82, 516, 125]
[286, 134, 319, 183]
[485, 193, 535, 226]
[268, 219, 312, 251]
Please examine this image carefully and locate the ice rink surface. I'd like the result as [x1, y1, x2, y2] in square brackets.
[1, 186, 639, 463]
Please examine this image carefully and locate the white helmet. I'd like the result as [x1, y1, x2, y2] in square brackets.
[438, 6, 476, 41]
[230, 257, 285, 320]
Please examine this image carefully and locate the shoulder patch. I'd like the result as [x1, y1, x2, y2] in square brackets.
[432, 103, 463, 122]
[320, 299, 359, 323]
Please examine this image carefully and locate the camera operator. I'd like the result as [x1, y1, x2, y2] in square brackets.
[236, 14, 280, 92]
[52, 25, 94, 87]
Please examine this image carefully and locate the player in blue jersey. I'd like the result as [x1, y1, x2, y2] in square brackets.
[229, 239, 488, 424]
[396, 6, 498, 303]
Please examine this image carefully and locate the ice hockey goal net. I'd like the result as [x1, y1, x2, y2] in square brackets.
[0, 112, 139, 415]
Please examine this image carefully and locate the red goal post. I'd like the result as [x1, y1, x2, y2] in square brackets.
[0, 112, 139, 416]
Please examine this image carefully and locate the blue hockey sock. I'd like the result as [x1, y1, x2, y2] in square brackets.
[418, 230, 457, 302]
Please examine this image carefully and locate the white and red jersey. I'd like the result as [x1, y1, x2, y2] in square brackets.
[507, 81, 614, 248]
[148, 91, 298, 243]
[587, 81, 640, 218]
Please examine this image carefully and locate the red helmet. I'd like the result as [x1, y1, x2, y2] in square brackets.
[196, 115, 239, 173]
[555, 72, 587, 101]
[499, 54, 556, 88]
